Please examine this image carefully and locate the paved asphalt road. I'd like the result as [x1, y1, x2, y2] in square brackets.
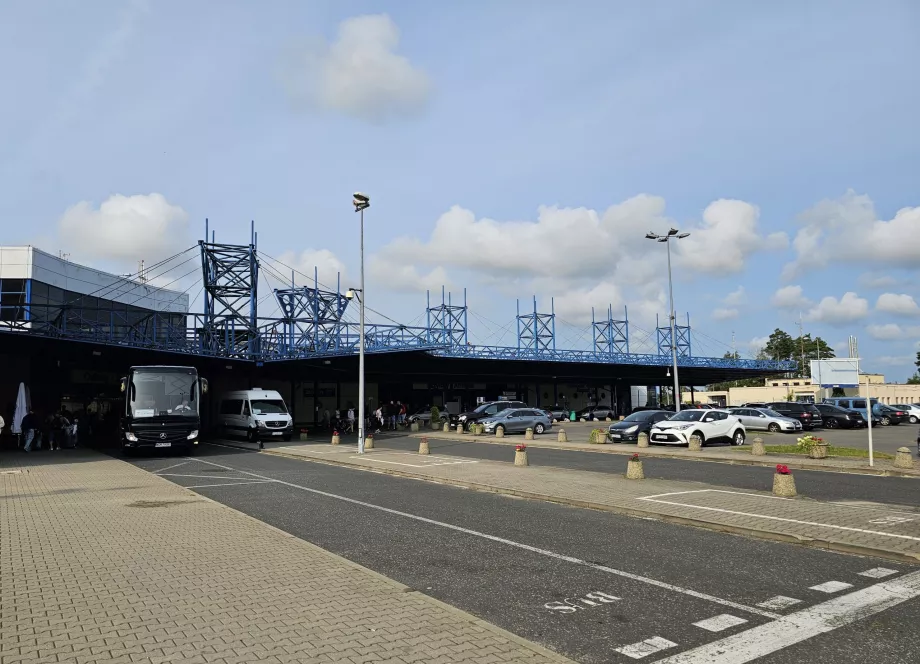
[126, 444, 920, 664]
[361, 433, 920, 509]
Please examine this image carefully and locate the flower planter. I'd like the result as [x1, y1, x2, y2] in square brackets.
[514, 449, 529, 466]
[418, 439, 430, 455]
[331, 433, 340, 445]
[626, 459, 644, 480]
[772, 472, 796, 497]
[809, 443, 828, 459]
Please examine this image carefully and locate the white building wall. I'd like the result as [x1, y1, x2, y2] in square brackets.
[0, 247, 189, 313]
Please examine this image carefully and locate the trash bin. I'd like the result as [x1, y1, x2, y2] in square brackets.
[569, 411, 576, 422]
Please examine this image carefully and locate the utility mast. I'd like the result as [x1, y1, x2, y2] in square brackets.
[796, 313, 806, 376]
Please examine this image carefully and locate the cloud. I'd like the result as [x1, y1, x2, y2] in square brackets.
[783, 190, 920, 279]
[867, 323, 906, 341]
[873, 355, 914, 368]
[279, 14, 430, 122]
[275, 248, 348, 290]
[711, 307, 739, 321]
[367, 255, 451, 294]
[723, 286, 746, 307]
[876, 293, 920, 317]
[858, 272, 903, 290]
[770, 285, 811, 310]
[804, 292, 869, 325]
[57, 193, 189, 263]
[747, 336, 770, 352]
[675, 199, 788, 276]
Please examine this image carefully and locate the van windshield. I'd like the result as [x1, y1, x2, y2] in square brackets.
[250, 399, 288, 415]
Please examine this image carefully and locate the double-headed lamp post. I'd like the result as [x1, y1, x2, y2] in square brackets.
[645, 228, 690, 412]
[350, 192, 370, 453]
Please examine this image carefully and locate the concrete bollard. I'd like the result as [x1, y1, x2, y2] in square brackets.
[626, 456, 645, 480]
[410, 421, 419, 432]
[299, 430, 309, 441]
[773, 467, 796, 497]
[895, 446, 914, 469]
[364, 435, 374, 450]
[688, 434, 702, 452]
[419, 438, 430, 455]
[443, 422, 450, 432]
[557, 429, 568, 443]
[605, 417, 613, 422]
[637, 432, 649, 448]
[514, 447, 529, 466]
[331, 433, 340, 445]
[525, 428, 534, 440]
[496, 427, 504, 438]
[751, 437, 766, 456]
[457, 424, 465, 435]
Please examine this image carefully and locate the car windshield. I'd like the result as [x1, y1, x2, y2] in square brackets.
[623, 411, 658, 422]
[668, 410, 705, 422]
[761, 409, 783, 418]
[250, 399, 287, 415]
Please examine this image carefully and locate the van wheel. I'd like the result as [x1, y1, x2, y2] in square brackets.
[247, 428, 257, 443]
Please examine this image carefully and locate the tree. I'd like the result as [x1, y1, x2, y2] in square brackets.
[908, 374, 920, 385]
[916, 350, 920, 371]
[832, 387, 847, 397]
[723, 351, 740, 360]
[763, 327, 835, 377]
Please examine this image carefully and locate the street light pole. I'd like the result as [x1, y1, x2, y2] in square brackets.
[353, 193, 370, 454]
[646, 229, 690, 413]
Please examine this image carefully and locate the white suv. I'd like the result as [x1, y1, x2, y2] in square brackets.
[649, 409, 746, 446]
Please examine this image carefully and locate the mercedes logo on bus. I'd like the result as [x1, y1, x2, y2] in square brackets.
[159, 433, 167, 440]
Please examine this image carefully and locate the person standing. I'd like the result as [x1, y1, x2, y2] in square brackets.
[22, 410, 39, 452]
[346, 407, 355, 433]
[398, 401, 407, 428]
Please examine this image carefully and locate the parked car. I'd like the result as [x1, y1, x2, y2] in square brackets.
[766, 402, 823, 430]
[546, 405, 570, 422]
[727, 407, 802, 433]
[457, 401, 527, 430]
[407, 408, 454, 426]
[876, 405, 908, 426]
[821, 397, 880, 425]
[891, 404, 920, 425]
[607, 410, 672, 442]
[574, 405, 617, 421]
[740, 402, 769, 408]
[480, 408, 553, 435]
[649, 409, 746, 446]
[814, 403, 866, 429]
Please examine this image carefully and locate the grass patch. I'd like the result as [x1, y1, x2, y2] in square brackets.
[731, 444, 894, 460]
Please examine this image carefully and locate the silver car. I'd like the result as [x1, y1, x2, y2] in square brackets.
[481, 408, 553, 435]
[728, 407, 802, 433]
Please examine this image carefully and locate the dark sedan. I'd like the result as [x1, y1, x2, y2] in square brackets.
[607, 410, 672, 443]
[877, 405, 909, 426]
[815, 403, 865, 429]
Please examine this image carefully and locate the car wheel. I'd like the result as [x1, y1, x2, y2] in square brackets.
[880, 416, 891, 426]
[731, 429, 746, 446]
[908, 415, 918, 424]
[534, 423, 545, 434]
[767, 423, 780, 433]
[496, 425, 505, 436]
[825, 418, 838, 429]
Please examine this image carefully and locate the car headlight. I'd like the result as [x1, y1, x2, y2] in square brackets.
[125, 432, 137, 442]
[187, 430, 198, 440]
[623, 425, 639, 433]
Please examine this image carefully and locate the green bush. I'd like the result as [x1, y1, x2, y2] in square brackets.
[589, 428, 607, 444]
[430, 406, 441, 424]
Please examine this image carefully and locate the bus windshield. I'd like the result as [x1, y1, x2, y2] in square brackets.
[129, 368, 199, 419]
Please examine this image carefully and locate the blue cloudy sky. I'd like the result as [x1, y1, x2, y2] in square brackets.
[2, 0, 919, 377]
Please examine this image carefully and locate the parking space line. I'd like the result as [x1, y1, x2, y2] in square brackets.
[637, 492, 920, 542]
[809, 581, 853, 594]
[184, 480, 277, 489]
[616, 636, 677, 659]
[191, 450, 783, 618]
[692, 614, 748, 632]
[152, 460, 192, 473]
[348, 455, 479, 468]
[756, 596, 802, 610]
[650, 570, 920, 663]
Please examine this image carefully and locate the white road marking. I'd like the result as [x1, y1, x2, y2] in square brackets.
[809, 581, 854, 594]
[637, 490, 920, 542]
[647, 490, 920, 517]
[155, 473, 257, 480]
[692, 614, 748, 632]
[616, 636, 677, 659]
[152, 460, 192, 474]
[868, 516, 914, 525]
[756, 596, 802, 610]
[184, 480, 276, 489]
[859, 567, 899, 579]
[190, 450, 782, 618]
[349, 455, 479, 468]
[650, 570, 920, 663]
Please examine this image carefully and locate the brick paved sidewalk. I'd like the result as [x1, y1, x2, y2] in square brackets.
[256, 442, 920, 564]
[0, 450, 574, 664]
[409, 431, 920, 477]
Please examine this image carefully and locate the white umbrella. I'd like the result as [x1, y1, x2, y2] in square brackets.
[12, 382, 29, 435]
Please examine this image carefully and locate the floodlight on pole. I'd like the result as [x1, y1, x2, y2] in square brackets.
[352, 192, 369, 454]
[645, 228, 690, 412]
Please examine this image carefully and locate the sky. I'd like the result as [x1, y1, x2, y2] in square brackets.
[2, 0, 919, 378]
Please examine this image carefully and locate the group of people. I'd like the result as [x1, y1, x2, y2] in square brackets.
[317, 401, 409, 435]
[8, 407, 79, 452]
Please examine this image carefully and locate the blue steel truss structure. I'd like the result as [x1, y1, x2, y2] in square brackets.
[0, 234, 795, 373]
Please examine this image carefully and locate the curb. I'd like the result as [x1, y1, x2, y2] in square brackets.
[407, 433, 920, 479]
[114, 449, 577, 664]
[255, 445, 920, 567]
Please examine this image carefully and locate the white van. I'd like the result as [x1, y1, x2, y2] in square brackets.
[218, 389, 293, 442]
